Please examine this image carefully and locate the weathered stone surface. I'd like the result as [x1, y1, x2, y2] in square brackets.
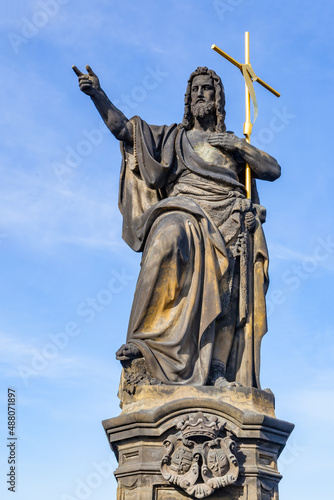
[103, 387, 294, 499]
[120, 384, 276, 418]
[120, 358, 162, 396]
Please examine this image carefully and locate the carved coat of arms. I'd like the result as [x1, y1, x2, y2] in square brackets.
[160, 412, 239, 498]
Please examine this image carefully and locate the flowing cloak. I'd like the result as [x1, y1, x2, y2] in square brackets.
[118, 116, 269, 388]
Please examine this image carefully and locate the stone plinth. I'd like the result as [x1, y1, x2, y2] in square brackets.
[102, 386, 294, 499]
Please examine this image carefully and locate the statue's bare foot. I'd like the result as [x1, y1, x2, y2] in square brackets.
[116, 343, 142, 362]
[214, 377, 242, 388]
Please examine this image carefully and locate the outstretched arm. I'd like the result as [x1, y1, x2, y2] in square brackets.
[209, 132, 281, 181]
[72, 65, 133, 145]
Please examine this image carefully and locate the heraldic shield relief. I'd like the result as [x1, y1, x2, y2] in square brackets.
[160, 412, 239, 498]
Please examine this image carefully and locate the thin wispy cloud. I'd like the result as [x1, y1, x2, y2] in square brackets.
[0, 166, 121, 252]
[0, 331, 118, 385]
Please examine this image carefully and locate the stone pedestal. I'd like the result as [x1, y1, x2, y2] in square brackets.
[102, 386, 294, 499]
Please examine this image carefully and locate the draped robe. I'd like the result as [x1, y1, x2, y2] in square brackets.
[118, 116, 269, 388]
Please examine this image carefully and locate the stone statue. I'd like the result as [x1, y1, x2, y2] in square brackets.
[73, 64, 280, 390]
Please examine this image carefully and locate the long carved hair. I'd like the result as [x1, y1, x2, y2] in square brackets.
[182, 67, 226, 132]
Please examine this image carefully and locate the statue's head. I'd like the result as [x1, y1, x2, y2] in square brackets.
[182, 67, 226, 132]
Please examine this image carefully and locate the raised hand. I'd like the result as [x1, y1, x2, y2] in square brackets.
[72, 64, 133, 144]
[72, 65, 101, 96]
[208, 132, 243, 152]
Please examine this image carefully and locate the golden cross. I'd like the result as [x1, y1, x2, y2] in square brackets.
[212, 32, 280, 199]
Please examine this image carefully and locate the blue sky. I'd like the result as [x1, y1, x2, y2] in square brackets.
[1, 1, 333, 498]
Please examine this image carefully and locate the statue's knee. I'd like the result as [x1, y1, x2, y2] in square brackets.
[153, 213, 189, 255]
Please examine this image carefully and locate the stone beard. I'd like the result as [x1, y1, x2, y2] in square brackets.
[191, 101, 216, 118]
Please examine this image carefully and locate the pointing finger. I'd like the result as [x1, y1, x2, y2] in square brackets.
[72, 65, 83, 77]
[86, 65, 96, 77]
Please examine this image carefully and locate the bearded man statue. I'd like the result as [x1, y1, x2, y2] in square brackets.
[73, 65, 280, 389]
